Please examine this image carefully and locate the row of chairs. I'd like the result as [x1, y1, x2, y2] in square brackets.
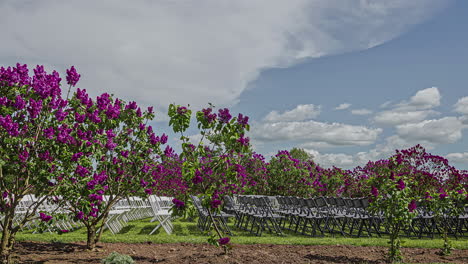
[2, 195, 176, 235]
[226, 195, 468, 238]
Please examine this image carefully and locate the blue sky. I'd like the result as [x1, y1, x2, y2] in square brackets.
[1, 0, 467, 169]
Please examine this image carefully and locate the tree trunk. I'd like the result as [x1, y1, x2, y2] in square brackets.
[86, 225, 98, 251]
[0, 214, 15, 264]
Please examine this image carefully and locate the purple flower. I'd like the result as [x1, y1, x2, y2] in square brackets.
[218, 237, 230, 245]
[71, 152, 83, 162]
[408, 200, 417, 212]
[160, 133, 168, 144]
[144, 188, 153, 195]
[74, 112, 86, 123]
[75, 165, 90, 177]
[105, 139, 117, 150]
[76, 211, 84, 220]
[218, 108, 232, 123]
[396, 179, 405, 191]
[88, 193, 103, 201]
[177, 106, 188, 115]
[202, 108, 217, 123]
[237, 113, 249, 127]
[172, 198, 185, 209]
[125, 101, 138, 110]
[39, 212, 52, 222]
[121, 151, 129, 158]
[18, 150, 29, 162]
[66, 66, 80, 86]
[192, 175, 203, 184]
[211, 199, 222, 209]
[97, 93, 111, 110]
[13, 95, 26, 110]
[371, 186, 379, 197]
[237, 134, 250, 146]
[439, 192, 448, 199]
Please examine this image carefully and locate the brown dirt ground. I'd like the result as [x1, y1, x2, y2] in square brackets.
[13, 241, 468, 264]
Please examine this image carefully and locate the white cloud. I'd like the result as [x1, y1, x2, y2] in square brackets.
[334, 103, 351, 110]
[264, 104, 321, 122]
[252, 120, 382, 146]
[454, 96, 468, 115]
[0, 0, 452, 111]
[304, 134, 425, 168]
[374, 87, 441, 125]
[396, 117, 464, 144]
[351, 108, 373, 115]
[398, 86, 441, 110]
[446, 152, 468, 164]
[374, 110, 438, 126]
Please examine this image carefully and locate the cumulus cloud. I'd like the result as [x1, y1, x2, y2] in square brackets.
[0, 0, 452, 111]
[351, 108, 373, 115]
[374, 110, 438, 126]
[446, 152, 468, 164]
[264, 104, 321, 122]
[252, 120, 382, 147]
[304, 134, 425, 168]
[374, 87, 441, 125]
[396, 117, 464, 144]
[396, 87, 441, 111]
[334, 103, 351, 110]
[454, 96, 468, 115]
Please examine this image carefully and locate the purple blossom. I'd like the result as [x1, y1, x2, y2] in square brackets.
[192, 175, 203, 184]
[237, 134, 250, 146]
[66, 66, 80, 86]
[218, 108, 232, 123]
[396, 179, 406, 191]
[74, 112, 86, 123]
[27, 98, 43, 119]
[125, 101, 138, 110]
[371, 186, 379, 197]
[43, 127, 55, 139]
[202, 108, 217, 123]
[55, 109, 68, 121]
[97, 93, 111, 110]
[39, 212, 52, 222]
[76, 165, 90, 177]
[105, 139, 117, 150]
[172, 198, 185, 209]
[218, 237, 230, 245]
[211, 199, 222, 208]
[71, 152, 84, 162]
[18, 150, 29, 163]
[408, 200, 417, 212]
[160, 133, 168, 144]
[13, 95, 26, 110]
[237, 113, 249, 127]
[76, 211, 84, 220]
[177, 106, 188, 115]
[88, 193, 103, 201]
[144, 188, 153, 195]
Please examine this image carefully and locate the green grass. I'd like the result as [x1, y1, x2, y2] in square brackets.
[15, 218, 468, 250]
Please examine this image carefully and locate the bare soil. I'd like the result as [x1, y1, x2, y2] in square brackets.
[13, 241, 468, 264]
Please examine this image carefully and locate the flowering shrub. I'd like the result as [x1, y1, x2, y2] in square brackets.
[0, 63, 74, 261]
[52, 86, 167, 250]
[367, 164, 417, 263]
[422, 188, 467, 255]
[168, 104, 251, 251]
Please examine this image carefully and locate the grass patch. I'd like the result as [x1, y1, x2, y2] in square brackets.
[15, 218, 468, 249]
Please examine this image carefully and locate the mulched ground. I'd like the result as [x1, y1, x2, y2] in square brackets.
[13, 241, 468, 264]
